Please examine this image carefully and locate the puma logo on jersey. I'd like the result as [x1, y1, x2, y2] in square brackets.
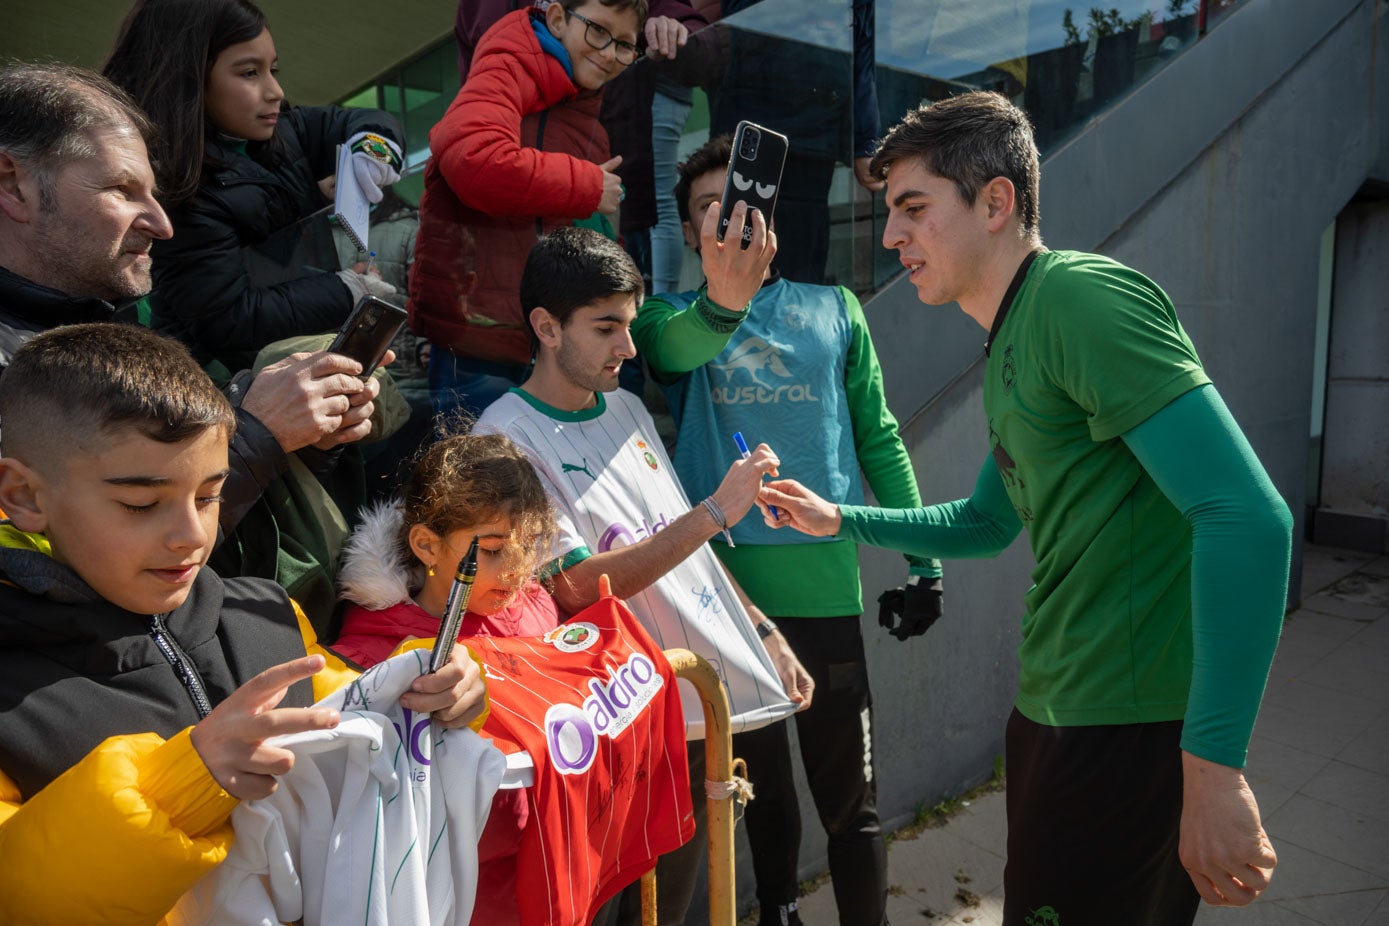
[731, 170, 777, 200]
[561, 459, 595, 481]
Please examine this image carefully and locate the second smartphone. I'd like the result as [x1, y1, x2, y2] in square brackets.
[717, 120, 789, 249]
[328, 294, 408, 376]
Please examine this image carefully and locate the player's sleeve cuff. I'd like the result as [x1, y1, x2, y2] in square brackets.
[541, 546, 592, 579]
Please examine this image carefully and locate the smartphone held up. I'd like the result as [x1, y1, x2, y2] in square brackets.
[717, 121, 789, 249]
[328, 295, 407, 376]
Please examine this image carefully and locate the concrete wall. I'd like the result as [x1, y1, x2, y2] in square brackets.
[1093, 0, 1385, 588]
[1320, 200, 1389, 525]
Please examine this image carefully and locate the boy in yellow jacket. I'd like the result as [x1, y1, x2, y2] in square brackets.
[0, 324, 486, 925]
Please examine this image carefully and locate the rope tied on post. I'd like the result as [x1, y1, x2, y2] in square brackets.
[705, 757, 755, 822]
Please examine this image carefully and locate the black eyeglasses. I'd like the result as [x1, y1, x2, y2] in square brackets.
[565, 9, 640, 65]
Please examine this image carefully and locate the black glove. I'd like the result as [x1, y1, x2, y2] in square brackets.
[877, 576, 944, 641]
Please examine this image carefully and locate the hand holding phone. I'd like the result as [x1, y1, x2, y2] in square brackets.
[328, 294, 407, 377]
[701, 202, 775, 313]
[717, 121, 789, 248]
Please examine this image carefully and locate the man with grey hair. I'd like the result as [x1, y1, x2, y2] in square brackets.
[0, 62, 381, 531]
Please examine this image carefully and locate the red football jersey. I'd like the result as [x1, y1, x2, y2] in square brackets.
[465, 596, 694, 926]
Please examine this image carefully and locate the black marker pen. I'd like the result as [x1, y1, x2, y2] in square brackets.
[428, 535, 479, 674]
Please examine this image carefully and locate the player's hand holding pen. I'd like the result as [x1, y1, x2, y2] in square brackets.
[707, 443, 779, 542]
[758, 478, 842, 537]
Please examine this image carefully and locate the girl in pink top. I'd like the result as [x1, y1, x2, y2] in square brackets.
[335, 431, 561, 667]
[334, 431, 563, 926]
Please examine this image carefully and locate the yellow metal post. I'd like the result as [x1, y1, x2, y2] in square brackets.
[664, 647, 735, 926]
[593, 576, 736, 926]
[640, 869, 658, 926]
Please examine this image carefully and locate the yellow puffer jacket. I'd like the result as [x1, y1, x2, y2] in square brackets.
[0, 605, 358, 926]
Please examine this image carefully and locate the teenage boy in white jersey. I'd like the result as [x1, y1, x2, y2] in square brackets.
[476, 223, 813, 925]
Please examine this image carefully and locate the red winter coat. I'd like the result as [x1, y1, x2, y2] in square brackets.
[410, 9, 609, 364]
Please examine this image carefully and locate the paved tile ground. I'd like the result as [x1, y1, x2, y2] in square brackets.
[795, 546, 1389, 925]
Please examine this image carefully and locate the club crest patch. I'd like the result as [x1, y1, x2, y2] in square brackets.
[545, 621, 601, 653]
[635, 438, 659, 472]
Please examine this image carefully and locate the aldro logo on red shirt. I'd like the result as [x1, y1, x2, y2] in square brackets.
[544, 649, 664, 776]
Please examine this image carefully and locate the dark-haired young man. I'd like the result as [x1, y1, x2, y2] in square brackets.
[631, 133, 942, 926]
[760, 92, 1292, 925]
[413, 0, 649, 422]
[477, 225, 813, 925]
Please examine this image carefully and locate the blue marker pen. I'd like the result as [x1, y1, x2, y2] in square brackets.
[732, 431, 779, 520]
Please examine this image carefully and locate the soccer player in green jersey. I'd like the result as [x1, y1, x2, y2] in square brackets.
[758, 91, 1292, 926]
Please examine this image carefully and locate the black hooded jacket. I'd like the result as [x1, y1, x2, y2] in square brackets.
[149, 105, 402, 371]
[0, 542, 312, 801]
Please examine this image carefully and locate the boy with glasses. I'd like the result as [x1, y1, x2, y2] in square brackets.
[411, 0, 648, 422]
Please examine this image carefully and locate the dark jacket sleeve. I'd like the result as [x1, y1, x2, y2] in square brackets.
[651, 19, 728, 90]
[150, 107, 402, 360]
[150, 210, 355, 358]
[220, 404, 289, 534]
[283, 106, 403, 180]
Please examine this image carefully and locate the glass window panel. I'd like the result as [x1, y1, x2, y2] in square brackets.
[868, 0, 1248, 291]
[331, 0, 1246, 297]
[339, 85, 380, 110]
[398, 40, 461, 173]
[714, 1, 855, 288]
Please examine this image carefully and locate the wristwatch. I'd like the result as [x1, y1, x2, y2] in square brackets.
[755, 619, 778, 640]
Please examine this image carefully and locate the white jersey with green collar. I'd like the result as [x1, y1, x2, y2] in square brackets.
[476, 387, 797, 739]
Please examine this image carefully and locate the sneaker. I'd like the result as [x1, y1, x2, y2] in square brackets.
[757, 900, 802, 926]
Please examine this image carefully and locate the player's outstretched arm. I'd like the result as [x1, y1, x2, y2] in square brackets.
[761, 456, 1022, 561]
[551, 444, 779, 612]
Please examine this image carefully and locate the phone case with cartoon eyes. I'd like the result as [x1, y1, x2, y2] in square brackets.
[717, 121, 789, 248]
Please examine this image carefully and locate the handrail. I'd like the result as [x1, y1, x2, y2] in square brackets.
[641, 648, 736, 926]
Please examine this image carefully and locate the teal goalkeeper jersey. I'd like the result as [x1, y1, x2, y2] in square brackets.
[635, 277, 937, 616]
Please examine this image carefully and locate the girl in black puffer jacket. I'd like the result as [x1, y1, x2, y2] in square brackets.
[104, 0, 405, 373]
